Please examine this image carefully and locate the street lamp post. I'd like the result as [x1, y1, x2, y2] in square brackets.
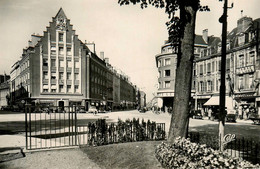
[219, 0, 233, 151]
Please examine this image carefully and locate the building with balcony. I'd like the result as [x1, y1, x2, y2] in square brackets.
[156, 15, 260, 115]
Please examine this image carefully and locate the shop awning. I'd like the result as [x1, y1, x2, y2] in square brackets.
[204, 96, 235, 109]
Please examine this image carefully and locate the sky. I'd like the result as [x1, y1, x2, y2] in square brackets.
[0, 0, 259, 101]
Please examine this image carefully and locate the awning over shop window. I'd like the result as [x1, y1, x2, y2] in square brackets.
[204, 96, 236, 109]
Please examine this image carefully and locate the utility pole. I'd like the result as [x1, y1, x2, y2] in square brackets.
[219, 0, 228, 152]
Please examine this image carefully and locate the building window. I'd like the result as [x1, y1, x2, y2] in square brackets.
[249, 74, 254, 88]
[75, 85, 79, 93]
[74, 61, 80, 68]
[158, 60, 161, 67]
[59, 33, 64, 42]
[67, 47, 72, 55]
[75, 73, 79, 80]
[226, 58, 230, 71]
[207, 63, 211, 73]
[212, 61, 215, 72]
[200, 81, 203, 92]
[59, 72, 64, 79]
[67, 72, 71, 80]
[67, 85, 72, 93]
[43, 89, 48, 93]
[218, 60, 221, 71]
[248, 51, 255, 65]
[43, 72, 48, 80]
[165, 70, 171, 77]
[239, 76, 244, 90]
[59, 85, 64, 92]
[51, 59, 56, 67]
[207, 81, 212, 92]
[67, 60, 72, 67]
[51, 85, 56, 93]
[51, 72, 56, 79]
[51, 46, 56, 55]
[165, 59, 171, 65]
[59, 47, 64, 55]
[238, 55, 244, 68]
[43, 59, 48, 66]
[200, 65, 203, 75]
[59, 60, 65, 68]
[165, 81, 170, 88]
[158, 71, 161, 78]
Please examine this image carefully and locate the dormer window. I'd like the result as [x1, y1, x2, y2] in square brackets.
[238, 33, 245, 46]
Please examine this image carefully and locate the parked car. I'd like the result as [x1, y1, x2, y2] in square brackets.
[88, 106, 98, 114]
[139, 107, 147, 113]
[190, 110, 203, 119]
[226, 109, 237, 122]
[226, 114, 237, 122]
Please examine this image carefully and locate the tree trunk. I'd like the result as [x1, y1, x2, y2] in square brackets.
[168, 3, 197, 143]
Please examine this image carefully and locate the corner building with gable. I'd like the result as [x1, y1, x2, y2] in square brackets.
[10, 8, 139, 111]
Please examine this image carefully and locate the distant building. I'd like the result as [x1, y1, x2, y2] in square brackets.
[0, 74, 10, 109]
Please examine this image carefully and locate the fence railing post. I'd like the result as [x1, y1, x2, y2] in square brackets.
[25, 105, 28, 150]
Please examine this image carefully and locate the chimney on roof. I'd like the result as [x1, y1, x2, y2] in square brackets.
[203, 29, 208, 44]
[28, 40, 33, 47]
[104, 58, 109, 64]
[100, 51, 104, 60]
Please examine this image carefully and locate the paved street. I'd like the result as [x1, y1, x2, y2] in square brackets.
[0, 109, 259, 150]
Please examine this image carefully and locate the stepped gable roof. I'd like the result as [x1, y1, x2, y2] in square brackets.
[194, 35, 207, 46]
[55, 7, 67, 19]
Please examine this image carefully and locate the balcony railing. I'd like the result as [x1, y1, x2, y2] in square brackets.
[236, 65, 255, 75]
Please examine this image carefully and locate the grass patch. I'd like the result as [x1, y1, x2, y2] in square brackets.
[190, 123, 260, 142]
[81, 141, 163, 169]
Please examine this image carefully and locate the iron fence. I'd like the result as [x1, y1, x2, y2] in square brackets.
[25, 105, 83, 150]
[25, 105, 166, 150]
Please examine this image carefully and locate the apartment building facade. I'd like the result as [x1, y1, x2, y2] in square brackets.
[10, 8, 141, 111]
[155, 33, 208, 109]
[156, 15, 260, 114]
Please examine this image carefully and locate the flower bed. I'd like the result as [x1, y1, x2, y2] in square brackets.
[155, 137, 260, 168]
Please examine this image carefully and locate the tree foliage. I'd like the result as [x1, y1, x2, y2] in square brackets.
[118, 0, 209, 49]
[118, 0, 211, 142]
